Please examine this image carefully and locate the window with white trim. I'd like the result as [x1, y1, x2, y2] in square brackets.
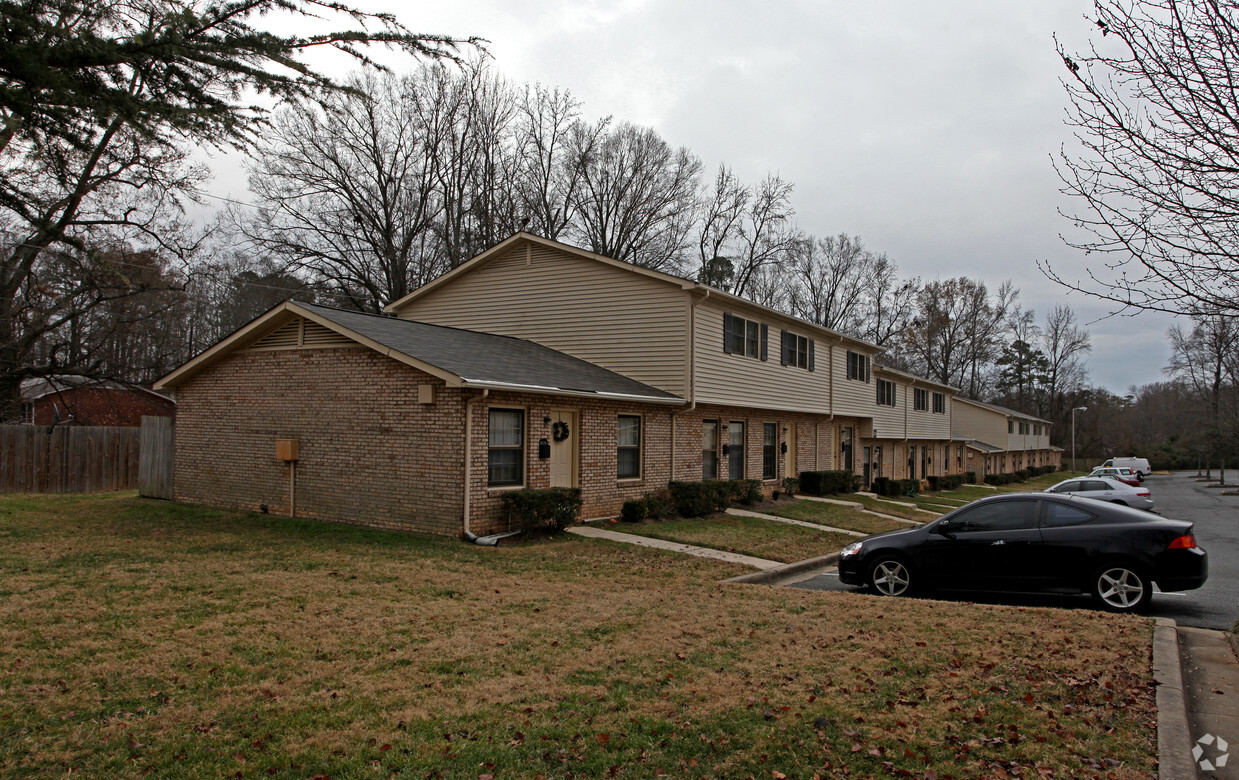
[780, 330, 813, 370]
[914, 388, 929, 411]
[703, 420, 720, 480]
[762, 423, 777, 480]
[723, 313, 765, 359]
[876, 378, 897, 407]
[488, 408, 524, 487]
[846, 350, 870, 382]
[617, 415, 641, 479]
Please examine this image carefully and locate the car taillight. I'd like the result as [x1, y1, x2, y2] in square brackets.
[1137, 490, 1150, 497]
[1168, 535, 1196, 550]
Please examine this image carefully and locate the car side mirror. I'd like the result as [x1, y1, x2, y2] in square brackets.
[933, 519, 953, 536]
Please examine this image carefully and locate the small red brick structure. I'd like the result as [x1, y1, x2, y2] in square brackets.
[20, 376, 176, 427]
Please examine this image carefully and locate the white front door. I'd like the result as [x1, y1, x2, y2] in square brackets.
[549, 409, 578, 488]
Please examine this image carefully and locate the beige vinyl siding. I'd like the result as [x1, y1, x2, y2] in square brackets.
[951, 398, 1008, 448]
[830, 343, 878, 418]
[243, 317, 359, 352]
[692, 304, 831, 413]
[391, 245, 689, 396]
[870, 377, 903, 439]
[906, 388, 951, 440]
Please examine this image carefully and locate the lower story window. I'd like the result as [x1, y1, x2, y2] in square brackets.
[617, 415, 641, 479]
[488, 408, 524, 486]
[762, 423, 777, 480]
[703, 420, 719, 480]
[729, 421, 745, 480]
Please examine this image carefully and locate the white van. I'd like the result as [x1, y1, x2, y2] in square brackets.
[1100, 457, 1152, 478]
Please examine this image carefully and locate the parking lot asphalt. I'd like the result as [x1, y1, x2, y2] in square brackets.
[789, 471, 1238, 630]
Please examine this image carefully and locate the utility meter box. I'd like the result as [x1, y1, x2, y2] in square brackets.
[275, 438, 299, 462]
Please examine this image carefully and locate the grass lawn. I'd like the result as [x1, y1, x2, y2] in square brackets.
[762, 500, 908, 535]
[607, 514, 855, 562]
[0, 492, 1157, 778]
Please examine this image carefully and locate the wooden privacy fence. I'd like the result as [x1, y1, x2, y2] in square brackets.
[0, 423, 152, 494]
[138, 416, 175, 499]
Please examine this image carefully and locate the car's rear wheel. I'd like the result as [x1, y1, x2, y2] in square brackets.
[869, 556, 913, 597]
[1111, 500, 1127, 506]
[1091, 564, 1151, 613]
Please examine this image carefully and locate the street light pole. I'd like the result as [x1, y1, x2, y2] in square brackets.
[1072, 406, 1088, 473]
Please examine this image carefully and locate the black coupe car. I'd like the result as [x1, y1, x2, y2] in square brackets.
[837, 492, 1207, 612]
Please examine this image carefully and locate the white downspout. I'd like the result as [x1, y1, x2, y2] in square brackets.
[674, 289, 710, 480]
[463, 388, 488, 542]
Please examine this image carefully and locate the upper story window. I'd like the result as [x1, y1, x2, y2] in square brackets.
[932, 392, 945, 414]
[1008, 420, 1015, 434]
[723, 313, 765, 359]
[913, 388, 929, 411]
[780, 330, 813, 370]
[876, 378, 897, 407]
[1034, 423, 1041, 435]
[1019, 421, 1030, 435]
[846, 350, 870, 382]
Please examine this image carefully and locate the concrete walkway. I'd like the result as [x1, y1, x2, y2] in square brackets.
[565, 525, 783, 570]
[724, 507, 865, 537]
[797, 495, 922, 525]
[1175, 625, 1239, 777]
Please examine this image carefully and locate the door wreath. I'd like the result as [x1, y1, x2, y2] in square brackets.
[552, 421, 571, 441]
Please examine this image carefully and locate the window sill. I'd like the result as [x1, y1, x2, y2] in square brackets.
[486, 484, 525, 493]
[617, 477, 643, 484]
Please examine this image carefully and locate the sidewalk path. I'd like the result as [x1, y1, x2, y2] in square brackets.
[725, 507, 864, 537]
[797, 495, 922, 525]
[1176, 625, 1239, 776]
[566, 525, 783, 570]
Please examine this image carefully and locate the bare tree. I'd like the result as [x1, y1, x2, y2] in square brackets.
[569, 121, 703, 272]
[1166, 312, 1239, 450]
[695, 165, 749, 285]
[515, 85, 599, 241]
[1048, 0, 1239, 315]
[1039, 304, 1092, 422]
[242, 69, 449, 313]
[857, 254, 920, 349]
[787, 234, 871, 332]
[730, 175, 801, 298]
[900, 277, 1016, 397]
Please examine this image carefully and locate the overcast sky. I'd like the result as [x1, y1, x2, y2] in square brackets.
[205, 0, 1179, 394]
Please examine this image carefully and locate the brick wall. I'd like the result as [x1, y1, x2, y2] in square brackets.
[173, 348, 466, 536]
[33, 388, 175, 426]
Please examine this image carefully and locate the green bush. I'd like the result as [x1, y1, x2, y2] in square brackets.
[871, 476, 897, 497]
[620, 498, 647, 523]
[501, 488, 582, 532]
[668, 480, 734, 517]
[736, 479, 763, 505]
[965, 470, 977, 484]
[781, 476, 800, 496]
[1014, 469, 1030, 482]
[927, 474, 965, 491]
[984, 473, 1016, 486]
[899, 479, 920, 497]
[642, 488, 673, 520]
[799, 470, 860, 495]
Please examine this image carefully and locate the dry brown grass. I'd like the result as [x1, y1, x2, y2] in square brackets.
[0, 493, 1157, 778]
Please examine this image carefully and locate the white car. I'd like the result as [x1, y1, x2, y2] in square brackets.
[1045, 476, 1154, 510]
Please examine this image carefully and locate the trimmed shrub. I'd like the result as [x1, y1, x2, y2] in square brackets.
[642, 488, 673, 520]
[965, 470, 977, 484]
[927, 474, 965, 491]
[871, 476, 897, 497]
[799, 470, 860, 496]
[781, 477, 800, 496]
[1014, 469, 1031, 482]
[736, 479, 763, 505]
[501, 488, 582, 532]
[899, 479, 920, 497]
[620, 498, 647, 523]
[984, 473, 1016, 486]
[668, 480, 734, 517]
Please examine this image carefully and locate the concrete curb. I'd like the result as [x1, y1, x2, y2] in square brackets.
[1152, 617, 1197, 780]
[723, 552, 840, 585]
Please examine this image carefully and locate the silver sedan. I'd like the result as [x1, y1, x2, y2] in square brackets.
[1044, 476, 1154, 510]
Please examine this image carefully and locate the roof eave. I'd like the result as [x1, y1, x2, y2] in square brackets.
[461, 379, 685, 405]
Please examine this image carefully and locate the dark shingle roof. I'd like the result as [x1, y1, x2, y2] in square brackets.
[301, 303, 681, 402]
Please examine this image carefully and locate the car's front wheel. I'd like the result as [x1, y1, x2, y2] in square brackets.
[1091, 564, 1151, 613]
[869, 556, 913, 597]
